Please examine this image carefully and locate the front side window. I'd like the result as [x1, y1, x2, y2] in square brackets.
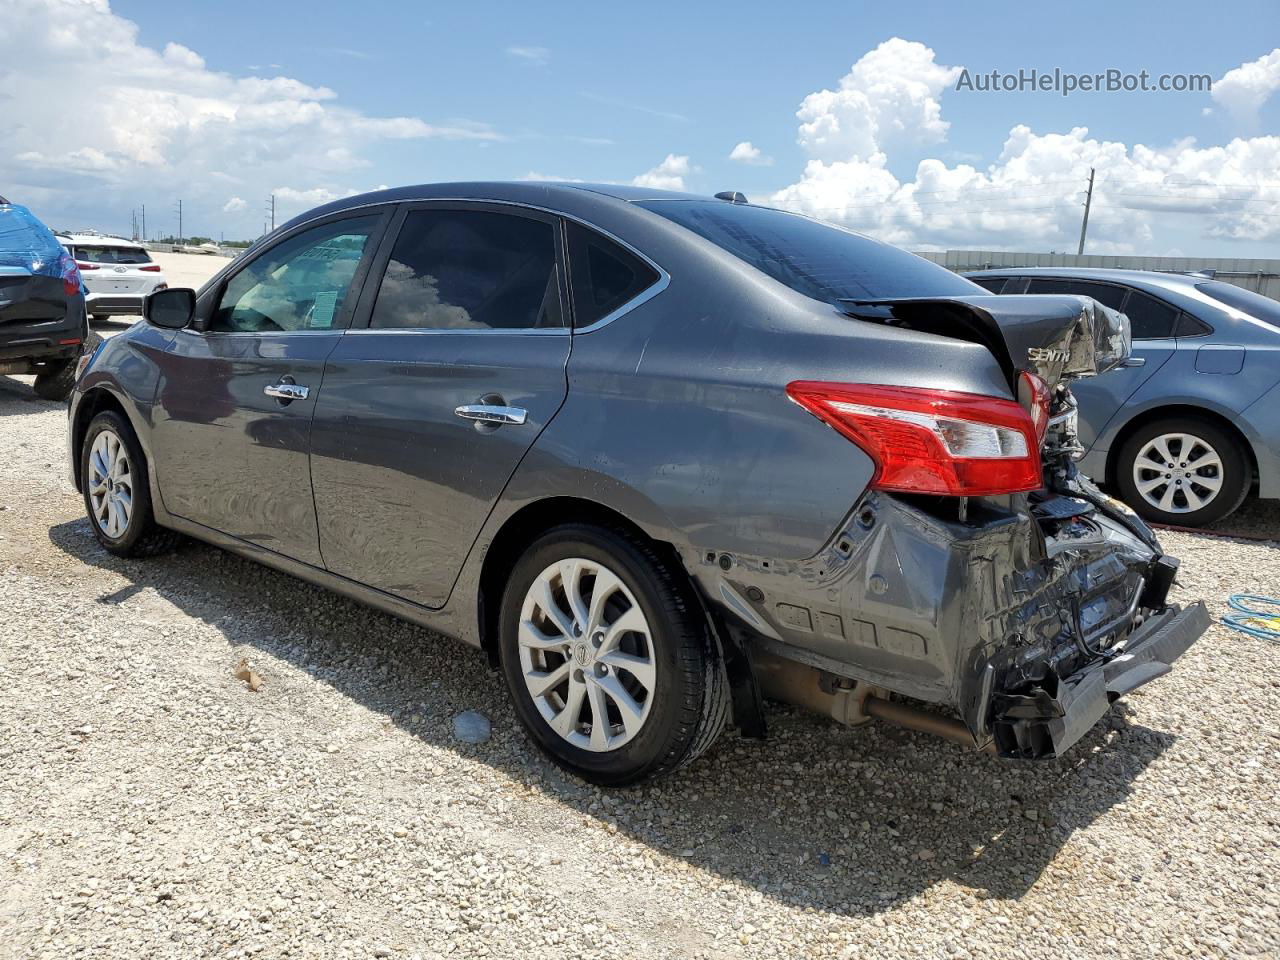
[635, 200, 981, 303]
[212, 216, 377, 333]
[369, 209, 562, 330]
[970, 276, 1008, 294]
[1025, 277, 1127, 311]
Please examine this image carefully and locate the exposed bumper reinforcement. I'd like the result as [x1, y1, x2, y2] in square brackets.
[991, 600, 1210, 759]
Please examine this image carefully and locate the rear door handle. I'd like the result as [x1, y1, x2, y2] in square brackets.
[264, 382, 310, 401]
[1119, 357, 1146, 368]
[454, 403, 528, 426]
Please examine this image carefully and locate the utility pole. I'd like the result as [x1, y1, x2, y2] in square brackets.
[265, 194, 276, 232]
[1077, 167, 1095, 256]
[141, 204, 146, 242]
[174, 199, 183, 246]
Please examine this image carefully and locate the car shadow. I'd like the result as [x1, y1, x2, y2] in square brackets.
[48, 516, 1175, 918]
[0, 375, 61, 413]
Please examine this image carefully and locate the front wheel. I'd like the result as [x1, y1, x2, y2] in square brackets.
[80, 410, 180, 557]
[499, 524, 729, 786]
[1114, 417, 1250, 527]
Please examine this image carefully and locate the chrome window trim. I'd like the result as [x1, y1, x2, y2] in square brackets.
[280, 195, 670, 335]
[343, 327, 569, 337]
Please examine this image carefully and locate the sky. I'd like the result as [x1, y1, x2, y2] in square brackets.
[2, 0, 1278, 256]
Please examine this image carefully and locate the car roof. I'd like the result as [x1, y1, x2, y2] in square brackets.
[964, 266, 1207, 295]
[56, 233, 145, 248]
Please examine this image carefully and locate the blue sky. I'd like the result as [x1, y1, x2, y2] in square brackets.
[4, 0, 1279, 253]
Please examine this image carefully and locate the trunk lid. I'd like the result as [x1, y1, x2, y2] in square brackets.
[839, 293, 1131, 392]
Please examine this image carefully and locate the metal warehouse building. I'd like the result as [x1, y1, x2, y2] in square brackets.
[918, 250, 1280, 302]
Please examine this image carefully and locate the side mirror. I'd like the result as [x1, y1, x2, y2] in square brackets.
[143, 288, 196, 329]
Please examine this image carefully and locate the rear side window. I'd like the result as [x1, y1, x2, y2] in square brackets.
[636, 200, 980, 303]
[565, 222, 659, 327]
[1195, 280, 1280, 329]
[969, 277, 1008, 294]
[1025, 277, 1127, 311]
[370, 209, 563, 330]
[1121, 290, 1179, 339]
[73, 245, 153, 265]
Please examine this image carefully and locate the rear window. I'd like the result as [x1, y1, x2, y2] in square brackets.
[635, 200, 981, 303]
[73, 245, 152, 265]
[1025, 277, 1128, 311]
[1195, 281, 1280, 329]
[969, 276, 1008, 294]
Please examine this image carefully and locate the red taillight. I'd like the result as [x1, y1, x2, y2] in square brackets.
[786, 381, 1042, 496]
[1018, 371, 1051, 443]
[59, 254, 83, 295]
[139, 264, 161, 272]
[76, 260, 100, 271]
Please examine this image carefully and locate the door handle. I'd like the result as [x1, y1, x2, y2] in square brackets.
[454, 403, 528, 426]
[1119, 357, 1146, 368]
[264, 382, 310, 401]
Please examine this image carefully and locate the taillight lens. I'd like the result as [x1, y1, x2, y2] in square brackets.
[786, 381, 1042, 496]
[76, 260, 100, 271]
[139, 264, 161, 272]
[59, 254, 83, 295]
[1018, 371, 1051, 443]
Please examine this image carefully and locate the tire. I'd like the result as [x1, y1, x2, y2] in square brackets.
[80, 410, 181, 557]
[499, 523, 729, 786]
[32, 360, 77, 401]
[1114, 416, 1250, 527]
[91, 314, 109, 324]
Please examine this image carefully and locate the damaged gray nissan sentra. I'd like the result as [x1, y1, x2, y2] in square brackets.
[67, 183, 1209, 785]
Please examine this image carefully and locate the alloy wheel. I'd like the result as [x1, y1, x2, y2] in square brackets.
[1131, 432, 1224, 515]
[88, 429, 134, 538]
[517, 557, 656, 752]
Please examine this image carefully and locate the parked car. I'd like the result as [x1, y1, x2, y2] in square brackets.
[56, 233, 167, 323]
[0, 198, 91, 400]
[967, 267, 1280, 526]
[68, 184, 1207, 784]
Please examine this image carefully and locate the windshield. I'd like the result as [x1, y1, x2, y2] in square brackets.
[73, 245, 152, 265]
[1195, 280, 1280, 329]
[635, 200, 982, 303]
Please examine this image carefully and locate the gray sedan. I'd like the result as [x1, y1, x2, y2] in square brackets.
[968, 267, 1280, 526]
[68, 184, 1207, 783]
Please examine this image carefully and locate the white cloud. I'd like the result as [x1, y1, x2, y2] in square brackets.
[769, 42, 1280, 253]
[729, 141, 773, 166]
[631, 154, 693, 191]
[1211, 48, 1280, 126]
[0, 0, 501, 236]
[222, 197, 247, 213]
[795, 38, 961, 162]
[506, 45, 550, 66]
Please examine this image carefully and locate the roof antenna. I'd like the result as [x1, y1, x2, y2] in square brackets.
[714, 191, 748, 204]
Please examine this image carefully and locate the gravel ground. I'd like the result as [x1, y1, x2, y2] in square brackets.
[1, 374, 1277, 960]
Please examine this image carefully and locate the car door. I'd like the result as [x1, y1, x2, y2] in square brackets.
[309, 202, 571, 607]
[1021, 278, 1177, 451]
[150, 210, 389, 566]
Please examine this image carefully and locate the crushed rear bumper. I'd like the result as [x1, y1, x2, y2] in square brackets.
[990, 599, 1209, 758]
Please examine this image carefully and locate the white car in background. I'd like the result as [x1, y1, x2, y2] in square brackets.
[56, 233, 167, 322]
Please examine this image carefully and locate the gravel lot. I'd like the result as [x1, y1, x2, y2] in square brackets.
[1, 310, 1278, 957]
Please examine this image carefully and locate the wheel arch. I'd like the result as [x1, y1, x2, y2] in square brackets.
[71, 387, 130, 492]
[476, 496, 683, 665]
[1105, 403, 1259, 491]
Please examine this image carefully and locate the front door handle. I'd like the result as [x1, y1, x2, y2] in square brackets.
[1119, 357, 1146, 368]
[264, 381, 310, 401]
[454, 403, 528, 426]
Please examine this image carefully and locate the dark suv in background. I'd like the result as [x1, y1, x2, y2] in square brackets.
[968, 268, 1280, 527]
[0, 196, 90, 400]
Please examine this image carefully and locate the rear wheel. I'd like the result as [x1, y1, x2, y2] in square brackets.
[91, 314, 109, 324]
[499, 524, 729, 786]
[32, 360, 77, 401]
[80, 410, 180, 557]
[1115, 417, 1250, 526]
